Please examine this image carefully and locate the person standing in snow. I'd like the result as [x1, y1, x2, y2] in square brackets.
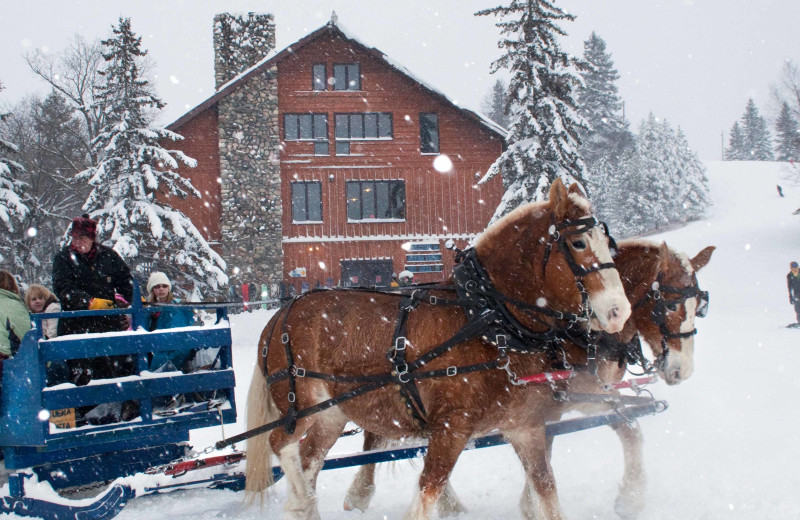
[788, 261, 800, 324]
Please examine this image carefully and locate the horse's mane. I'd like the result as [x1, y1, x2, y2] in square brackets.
[476, 191, 592, 251]
[616, 238, 695, 275]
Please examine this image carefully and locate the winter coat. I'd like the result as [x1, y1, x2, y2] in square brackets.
[146, 298, 196, 372]
[52, 244, 133, 336]
[788, 272, 800, 302]
[1, 288, 32, 357]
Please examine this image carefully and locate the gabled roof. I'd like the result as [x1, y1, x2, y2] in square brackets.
[168, 18, 507, 139]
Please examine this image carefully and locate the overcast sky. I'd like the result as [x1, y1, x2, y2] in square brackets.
[1, 0, 798, 160]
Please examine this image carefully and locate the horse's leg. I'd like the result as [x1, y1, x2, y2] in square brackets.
[436, 480, 468, 517]
[270, 419, 323, 520]
[405, 426, 471, 520]
[508, 426, 564, 520]
[343, 430, 382, 511]
[298, 408, 349, 490]
[611, 420, 646, 520]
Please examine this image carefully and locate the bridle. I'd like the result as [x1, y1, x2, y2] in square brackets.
[541, 216, 619, 316]
[635, 273, 709, 370]
[454, 214, 620, 352]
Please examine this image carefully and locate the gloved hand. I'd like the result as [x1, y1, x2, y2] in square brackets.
[88, 298, 115, 310]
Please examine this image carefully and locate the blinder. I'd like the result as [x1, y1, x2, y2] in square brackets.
[545, 216, 618, 279]
[649, 279, 709, 340]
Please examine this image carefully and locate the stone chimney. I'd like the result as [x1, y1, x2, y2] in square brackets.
[213, 12, 276, 89]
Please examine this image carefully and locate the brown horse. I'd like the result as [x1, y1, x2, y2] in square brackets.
[342, 239, 715, 519]
[245, 179, 631, 520]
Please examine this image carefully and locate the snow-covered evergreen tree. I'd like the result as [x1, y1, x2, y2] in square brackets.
[77, 18, 227, 293]
[674, 127, 710, 221]
[577, 32, 633, 169]
[476, 0, 588, 222]
[623, 113, 671, 232]
[774, 101, 800, 162]
[480, 79, 509, 129]
[0, 81, 30, 268]
[725, 121, 746, 161]
[740, 98, 774, 161]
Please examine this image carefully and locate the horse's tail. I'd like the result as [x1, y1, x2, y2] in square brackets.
[244, 361, 280, 503]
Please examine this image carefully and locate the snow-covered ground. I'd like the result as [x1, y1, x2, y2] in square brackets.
[10, 160, 800, 519]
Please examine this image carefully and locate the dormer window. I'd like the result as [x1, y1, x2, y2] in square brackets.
[312, 64, 326, 91]
[334, 63, 360, 90]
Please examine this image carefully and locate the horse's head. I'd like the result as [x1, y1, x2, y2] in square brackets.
[476, 179, 631, 334]
[617, 241, 715, 385]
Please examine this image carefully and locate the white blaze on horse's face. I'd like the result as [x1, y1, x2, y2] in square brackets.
[580, 229, 631, 334]
[661, 255, 698, 385]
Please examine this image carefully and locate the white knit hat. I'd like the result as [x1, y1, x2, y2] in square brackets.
[147, 271, 172, 294]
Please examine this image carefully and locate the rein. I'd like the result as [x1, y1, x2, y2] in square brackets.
[218, 213, 619, 448]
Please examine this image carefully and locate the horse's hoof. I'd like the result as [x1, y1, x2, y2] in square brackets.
[343, 484, 375, 512]
[614, 492, 644, 520]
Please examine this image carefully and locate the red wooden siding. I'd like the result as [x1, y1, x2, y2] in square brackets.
[161, 108, 223, 248]
[278, 31, 504, 286]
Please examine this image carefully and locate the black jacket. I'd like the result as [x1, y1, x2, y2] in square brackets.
[788, 272, 800, 302]
[52, 244, 133, 335]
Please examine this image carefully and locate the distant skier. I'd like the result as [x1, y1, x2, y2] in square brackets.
[787, 261, 800, 325]
[777, 185, 784, 197]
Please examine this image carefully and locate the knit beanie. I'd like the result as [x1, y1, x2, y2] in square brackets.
[147, 271, 172, 294]
[70, 214, 97, 239]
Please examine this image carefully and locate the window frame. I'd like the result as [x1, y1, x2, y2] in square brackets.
[419, 112, 440, 154]
[291, 181, 323, 223]
[346, 179, 406, 222]
[335, 112, 393, 156]
[333, 63, 361, 91]
[283, 113, 329, 156]
[312, 63, 327, 91]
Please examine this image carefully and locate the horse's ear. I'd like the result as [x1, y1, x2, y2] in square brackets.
[549, 178, 568, 219]
[657, 241, 671, 274]
[567, 182, 586, 198]
[690, 246, 715, 272]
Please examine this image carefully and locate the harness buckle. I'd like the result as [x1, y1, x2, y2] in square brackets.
[395, 337, 407, 351]
[429, 295, 438, 305]
[261, 346, 268, 357]
[446, 366, 457, 377]
[496, 334, 507, 348]
[287, 392, 296, 403]
[292, 367, 306, 378]
[281, 332, 290, 344]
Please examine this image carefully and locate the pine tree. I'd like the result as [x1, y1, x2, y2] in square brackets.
[624, 113, 671, 233]
[2, 91, 91, 282]
[480, 79, 509, 129]
[725, 121, 746, 160]
[577, 32, 633, 169]
[674, 127, 710, 221]
[740, 98, 774, 160]
[77, 18, 227, 293]
[774, 101, 800, 162]
[476, 0, 588, 222]
[0, 81, 30, 268]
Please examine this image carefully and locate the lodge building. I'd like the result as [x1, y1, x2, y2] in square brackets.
[167, 13, 505, 292]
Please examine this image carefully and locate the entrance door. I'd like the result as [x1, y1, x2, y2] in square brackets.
[340, 259, 393, 288]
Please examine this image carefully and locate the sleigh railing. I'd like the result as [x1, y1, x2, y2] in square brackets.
[0, 286, 236, 490]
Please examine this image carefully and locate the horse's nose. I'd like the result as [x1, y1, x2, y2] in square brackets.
[604, 305, 627, 333]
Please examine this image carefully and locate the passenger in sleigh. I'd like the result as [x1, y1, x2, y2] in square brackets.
[0, 271, 32, 380]
[51, 214, 135, 386]
[144, 272, 219, 413]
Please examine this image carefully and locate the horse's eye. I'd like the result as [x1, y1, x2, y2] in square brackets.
[571, 239, 586, 251]
[666, 302, 679, 312]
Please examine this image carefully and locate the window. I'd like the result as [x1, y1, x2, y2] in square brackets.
[291, 181, 322, 222]
[335, 113, 393, 155]
[312, 64, 326, 91]
[284, 113, 329, 155]
[420, 113, 439, 154]
[346, 180, 405, 220]
[334, 63, 360, 90]
[405, 241, 444, 273]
